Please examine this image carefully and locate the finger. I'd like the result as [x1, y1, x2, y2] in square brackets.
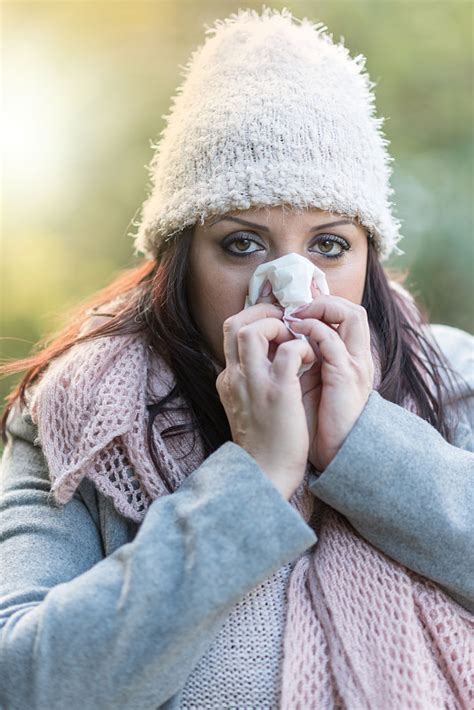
[288, 318, 349, 370]
[293, 295, 370, 356]
[271, 338, 316, 384]
[222, 303, 284, 365]
[237, 318, 295, 381]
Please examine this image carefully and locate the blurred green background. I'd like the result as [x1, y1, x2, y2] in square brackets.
[1, 0, 473, 411]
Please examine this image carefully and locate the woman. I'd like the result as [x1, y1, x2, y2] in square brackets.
[1, 7, 473, 710]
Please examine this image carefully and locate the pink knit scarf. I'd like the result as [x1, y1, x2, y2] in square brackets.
[27, 319, 474, 709]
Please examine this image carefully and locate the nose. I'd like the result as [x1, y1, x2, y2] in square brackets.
[272, 245, 305, 260]
[257, 279, 280, 305]
[257, 276, 320, 305]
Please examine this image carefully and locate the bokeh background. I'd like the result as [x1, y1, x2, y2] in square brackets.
[1, 0, 473, 412]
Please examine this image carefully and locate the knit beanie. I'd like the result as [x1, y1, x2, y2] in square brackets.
[129, 5, 404, 262]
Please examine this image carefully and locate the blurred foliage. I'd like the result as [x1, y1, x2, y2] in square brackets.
[1, 0, 473, 414]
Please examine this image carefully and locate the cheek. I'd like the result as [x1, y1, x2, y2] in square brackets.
[188, 265, 250, 359]
[324, 255, 367, 304]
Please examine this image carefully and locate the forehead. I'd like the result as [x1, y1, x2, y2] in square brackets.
[203, 204, 367, 235]
[208, 204, 333, 223]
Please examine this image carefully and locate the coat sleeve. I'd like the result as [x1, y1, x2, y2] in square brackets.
[308, 324, 474, 614]
[0, 404, 317, 710]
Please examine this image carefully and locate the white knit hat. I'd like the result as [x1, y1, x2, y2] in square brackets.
[129, 5, 404, 261]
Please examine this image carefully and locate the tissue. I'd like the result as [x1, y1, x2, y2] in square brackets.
[244, 253, 330, 376]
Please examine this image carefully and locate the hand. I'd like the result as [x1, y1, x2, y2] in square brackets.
[215, 301, 317, 500]
[287, 294, 375, 471]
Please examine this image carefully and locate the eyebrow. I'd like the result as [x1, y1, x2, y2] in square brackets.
[207, 215, 356, 232]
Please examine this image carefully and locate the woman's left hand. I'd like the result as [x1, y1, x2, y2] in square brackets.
[287, 294, 375, 472]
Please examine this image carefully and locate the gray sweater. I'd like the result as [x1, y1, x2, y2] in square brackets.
[0, 323, 473, 710]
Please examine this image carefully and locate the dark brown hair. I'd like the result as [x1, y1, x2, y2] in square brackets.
[0, 228, 469, 461]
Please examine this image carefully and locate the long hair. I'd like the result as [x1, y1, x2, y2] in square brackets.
[0, 228, 468, 462]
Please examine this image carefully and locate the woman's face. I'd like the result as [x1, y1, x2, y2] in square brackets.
[187, 205, 369, 367]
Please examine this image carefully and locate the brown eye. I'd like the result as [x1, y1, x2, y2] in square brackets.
[234, 238, 251, 252]
[222, 232, 264, 257]
[319, 239, 334, 253]
[311, 234, 349, 260]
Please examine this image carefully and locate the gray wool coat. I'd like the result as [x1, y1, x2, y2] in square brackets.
[0, 323, 473, 710]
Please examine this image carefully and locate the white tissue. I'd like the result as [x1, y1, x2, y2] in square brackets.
[244, 253, 330, 376]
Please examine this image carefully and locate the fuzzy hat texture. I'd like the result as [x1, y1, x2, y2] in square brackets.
[129, 5, 404, 261]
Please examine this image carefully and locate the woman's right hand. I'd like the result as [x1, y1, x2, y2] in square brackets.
[215, 300, 316, 500]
